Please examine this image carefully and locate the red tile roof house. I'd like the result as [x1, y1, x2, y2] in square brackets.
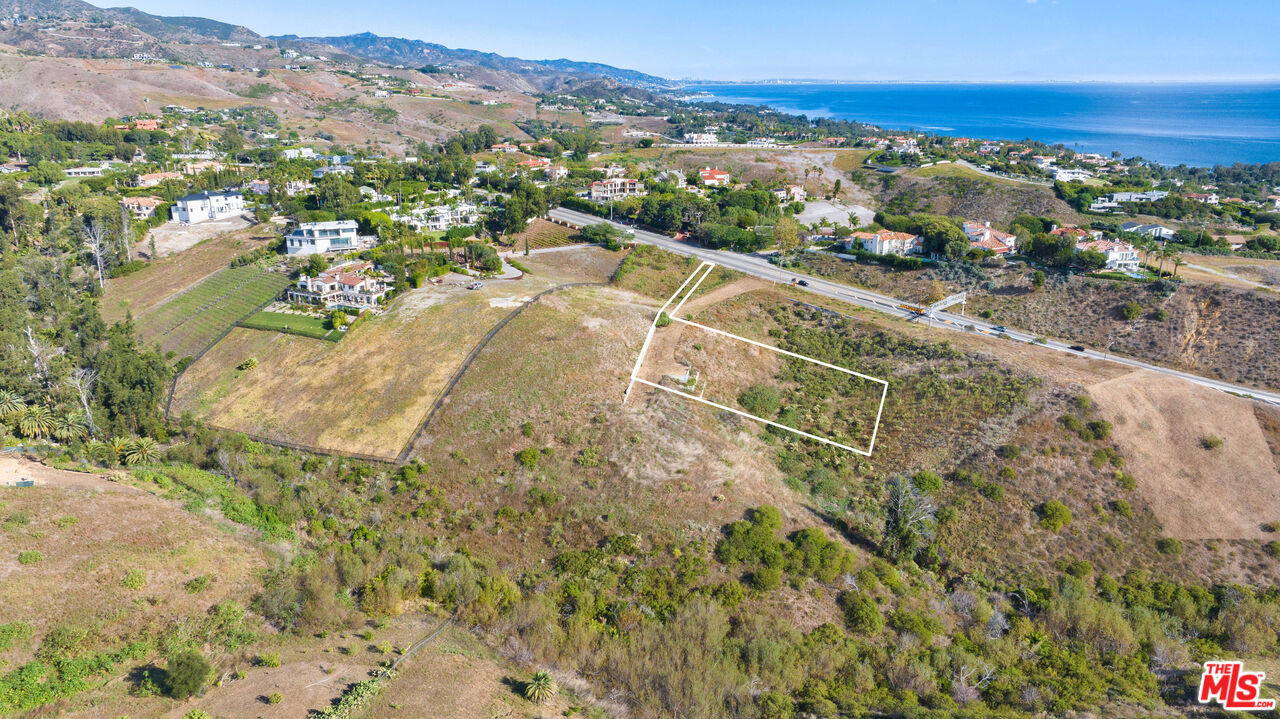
[844, 230, 922, 256]
[962, 221, 1017, 252]
[287, 261, 389, 311]
[490, 143, 519, 153]
[132, 119, 161, 131]
[119, 195, 163, 219]
[698, 167, 731, 187]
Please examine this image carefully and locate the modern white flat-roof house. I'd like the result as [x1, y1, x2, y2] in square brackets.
[390, 203, 480, 232]
[1076, 239, 1140, 272]
[172, 191, 245, 224]
[285, 220, 368, 255]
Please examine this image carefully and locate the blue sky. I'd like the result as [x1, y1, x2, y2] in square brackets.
[111, 0, 1280, 81]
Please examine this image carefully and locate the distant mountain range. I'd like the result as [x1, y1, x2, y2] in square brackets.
[273, 32, 672, 90]
[0, 0, 670, 89]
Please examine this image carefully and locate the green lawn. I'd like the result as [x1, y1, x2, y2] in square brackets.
[239, 310, 339, 341]
[134, 266, 292, 360]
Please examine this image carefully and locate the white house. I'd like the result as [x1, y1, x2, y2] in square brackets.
[249, 179, 271, 195]
[589, 178, 646, 201]
[962, 221, 1017, 250]
[846, 230, 922, 256]
[1053, 167, 1094, 182]
[1076, 239, 1140, 272]
[684, 132, 718, 145]
[391, 203, 480, 232]
[172, 191, 245, 224]
[285, 220, 369, 255]
[313, 164, 354, 179]
[698, 167, 731, 187]
[120, 195, 163, 220]
[287, 261, 389, 310]
[771, 185, 806, 203]
[281, 148, 316, 160]
[654, 170, 686, 188]
[65, 164, 108, 178]
[1120, 221, 1177, 241]
[544, 165, 569, 181]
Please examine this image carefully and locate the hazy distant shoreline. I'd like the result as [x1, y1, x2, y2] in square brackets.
[685, 82, 1280, 167]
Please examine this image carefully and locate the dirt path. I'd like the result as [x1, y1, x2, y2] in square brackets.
[0, 455, 137, 492]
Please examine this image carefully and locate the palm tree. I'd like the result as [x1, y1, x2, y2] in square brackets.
[17, 405, 55, 439]
[523, 671, 556, 703]
[1172, 255, 1185, 278]
[0, 389, 25, 421]
[122, 437, 161, 466]
[53, 413, 88, 443]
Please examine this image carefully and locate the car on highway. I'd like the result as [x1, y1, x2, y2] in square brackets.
[1069, 345, 1086, 352]
[992, 325, 1007, 332]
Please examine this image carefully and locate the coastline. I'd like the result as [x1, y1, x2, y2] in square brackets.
[680, 81, 1280, 167]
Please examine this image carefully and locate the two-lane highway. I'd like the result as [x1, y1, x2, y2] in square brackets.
[548, 206, 1280, 407]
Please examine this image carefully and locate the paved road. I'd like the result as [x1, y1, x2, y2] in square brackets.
[954, 160, 1052, 186]
[548, 206, 1280, 407]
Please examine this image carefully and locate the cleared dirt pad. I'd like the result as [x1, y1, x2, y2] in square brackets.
[1088, 370, 1280, 540]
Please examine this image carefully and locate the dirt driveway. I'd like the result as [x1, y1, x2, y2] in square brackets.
[139, 214, 253, 259]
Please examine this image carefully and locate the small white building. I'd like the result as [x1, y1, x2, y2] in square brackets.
[172, 191, 245, 224]
[391, 203, 480, 232]
[285, 220, 366, 255]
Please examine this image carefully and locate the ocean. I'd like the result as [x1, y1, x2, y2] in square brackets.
[689, 82, 1280, 168]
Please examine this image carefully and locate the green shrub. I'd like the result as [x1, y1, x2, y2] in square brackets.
[575, 447, 603, 468]
[120, 569, 146, 591]
[185, 575, 213, 593]
[257, 652, 281, 668]
[1038, 500, 1072, 533]
[980, 482, 1005, 501]
[515, 448, 539, 468]
[1086, 420, 1112, 440]
[267, 692, 283, 704]
[1115, 471, 1137, 490]
[1120, 300, 1143, 320]
[750, 567, 782, 591]
[758, 690, 796, 719]
[911, 470, 942, 494]
[738, 384, 781, 417]
[520, 421, 534, 438]
[655, 311, 671, 327]
[839, 592, 883, 635]
[166, 649, 212, 699]
[17, 550, 42, 565]
[1265, 542, 1280, 560]
[1156, 538, 1184, 555]
[1201, 435, 1223, 450]
[1065, 560, 1093, 578]
[1111, 500, 1133, 519]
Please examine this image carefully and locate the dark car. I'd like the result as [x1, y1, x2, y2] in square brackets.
[797, 279, 809, 287]
[1069, 345, 1086, 352]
